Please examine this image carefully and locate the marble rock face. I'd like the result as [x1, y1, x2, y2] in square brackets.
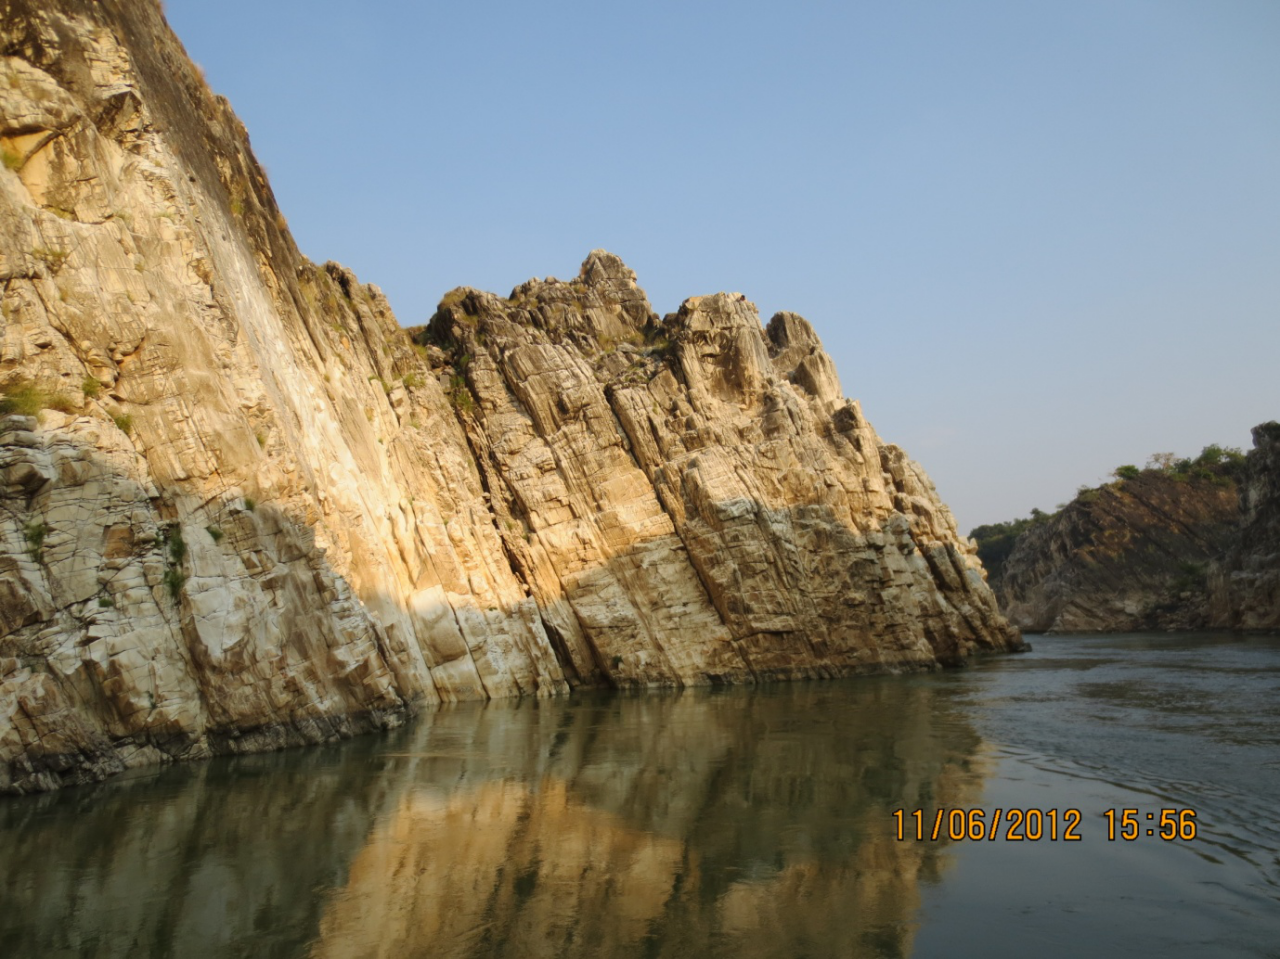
[0, 0, 1021, 793]
[422, 254, 1021, 690]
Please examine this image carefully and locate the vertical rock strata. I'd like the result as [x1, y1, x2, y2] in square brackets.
[0, 0, 1020, 794]
[424, 257, 1020, 691]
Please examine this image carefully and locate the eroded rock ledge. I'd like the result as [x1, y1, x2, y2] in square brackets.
[0, 0, 1021, 794]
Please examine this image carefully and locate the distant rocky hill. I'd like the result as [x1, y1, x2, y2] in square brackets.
[974, 434, 1277, 632]
[0, 0, 1020, 794]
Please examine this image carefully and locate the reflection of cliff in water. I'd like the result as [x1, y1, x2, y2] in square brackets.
[312, 680, 992, 959]
[0, 677, 990, 958]
[0, 739, 401, 959]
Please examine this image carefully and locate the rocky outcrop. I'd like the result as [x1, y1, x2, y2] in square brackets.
[994, 471, 1240, 632]
[0, 0, 1020, 794]
[420, 257, 1020, 686]
[1209, 423, 1280, 629]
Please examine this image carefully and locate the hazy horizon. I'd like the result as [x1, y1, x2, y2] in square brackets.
[166, 0, 1280, 532]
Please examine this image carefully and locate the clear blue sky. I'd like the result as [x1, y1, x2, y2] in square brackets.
[166, 0, 1280, 532]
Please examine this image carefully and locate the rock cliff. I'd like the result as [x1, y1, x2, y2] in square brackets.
[0, 0, 1021, 794]
[1209, 423, 1280, 630]
[991, 467, 1241, 633]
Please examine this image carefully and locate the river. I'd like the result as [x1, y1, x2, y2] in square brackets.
[2, 632, 1278, 957]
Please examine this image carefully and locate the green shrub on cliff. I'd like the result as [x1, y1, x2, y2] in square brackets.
[24, 521, 48, 561]
[1170, 445, 1242, 474]
[1, 144, 23, 171]
[1188, 444, 1247, 480]
[447, 373, 474, 413]
[163, 566, 185, 601]
[0, 385, 44, 416]
[0, 384, 76, 417]
[970, 516, 1040, 579]
[1142, 444, 1246, 485]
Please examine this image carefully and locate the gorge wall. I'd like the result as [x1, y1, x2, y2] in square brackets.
[994, 471, 1238, 632]
[0, 0, 1021, 795]
[1209, 423, 1280, 630]
[989, 435, 1278, 634]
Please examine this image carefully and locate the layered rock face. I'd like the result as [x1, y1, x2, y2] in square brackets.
[422, 260, 1020, 687]
[995, 472, 1239, 633]
[0, 0, 1020, 794]
[1209, 423, 1280, 630]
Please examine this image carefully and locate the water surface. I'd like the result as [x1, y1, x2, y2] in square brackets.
[2, 632, 1278, 957]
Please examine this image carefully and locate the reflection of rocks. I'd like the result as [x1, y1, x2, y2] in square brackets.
[2, 0, 1019, 794]
[313, 782, 689, 959]
[0, 741, 401, 958]
[312, 783, 932, 959]
[0, 681, 989, 957]
[312, 684, 989, 959]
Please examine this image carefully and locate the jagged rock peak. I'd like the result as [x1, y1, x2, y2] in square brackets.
[766, 312, 844, 408]
[579, 249, 639, 291]
[767, 311, 821, 352]
[425, 251, 657, 353]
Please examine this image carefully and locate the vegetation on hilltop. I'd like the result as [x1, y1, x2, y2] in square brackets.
[969, 512, 1050, 581]
[970, 443, 1246, 577]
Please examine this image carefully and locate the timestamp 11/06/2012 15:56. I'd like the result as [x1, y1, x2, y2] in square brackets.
[891, 808, 1198, 842]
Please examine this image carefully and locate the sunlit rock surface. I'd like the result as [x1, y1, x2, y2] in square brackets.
[0, 0, 1021, 793]
[422, 255, 1020, 688]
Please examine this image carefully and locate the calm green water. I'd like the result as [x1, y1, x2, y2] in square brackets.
[2, 633, 1278, 958]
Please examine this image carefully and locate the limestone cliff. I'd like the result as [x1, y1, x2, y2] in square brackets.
[992, 469, 1240, 633]
[0, 0, 1021, 794]
[1209, 423, 1280, 630]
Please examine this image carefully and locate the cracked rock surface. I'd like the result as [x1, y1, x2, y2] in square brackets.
[0, 0, 1021, 794]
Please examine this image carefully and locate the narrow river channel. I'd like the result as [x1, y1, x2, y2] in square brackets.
[2, 632, 1277, 958]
